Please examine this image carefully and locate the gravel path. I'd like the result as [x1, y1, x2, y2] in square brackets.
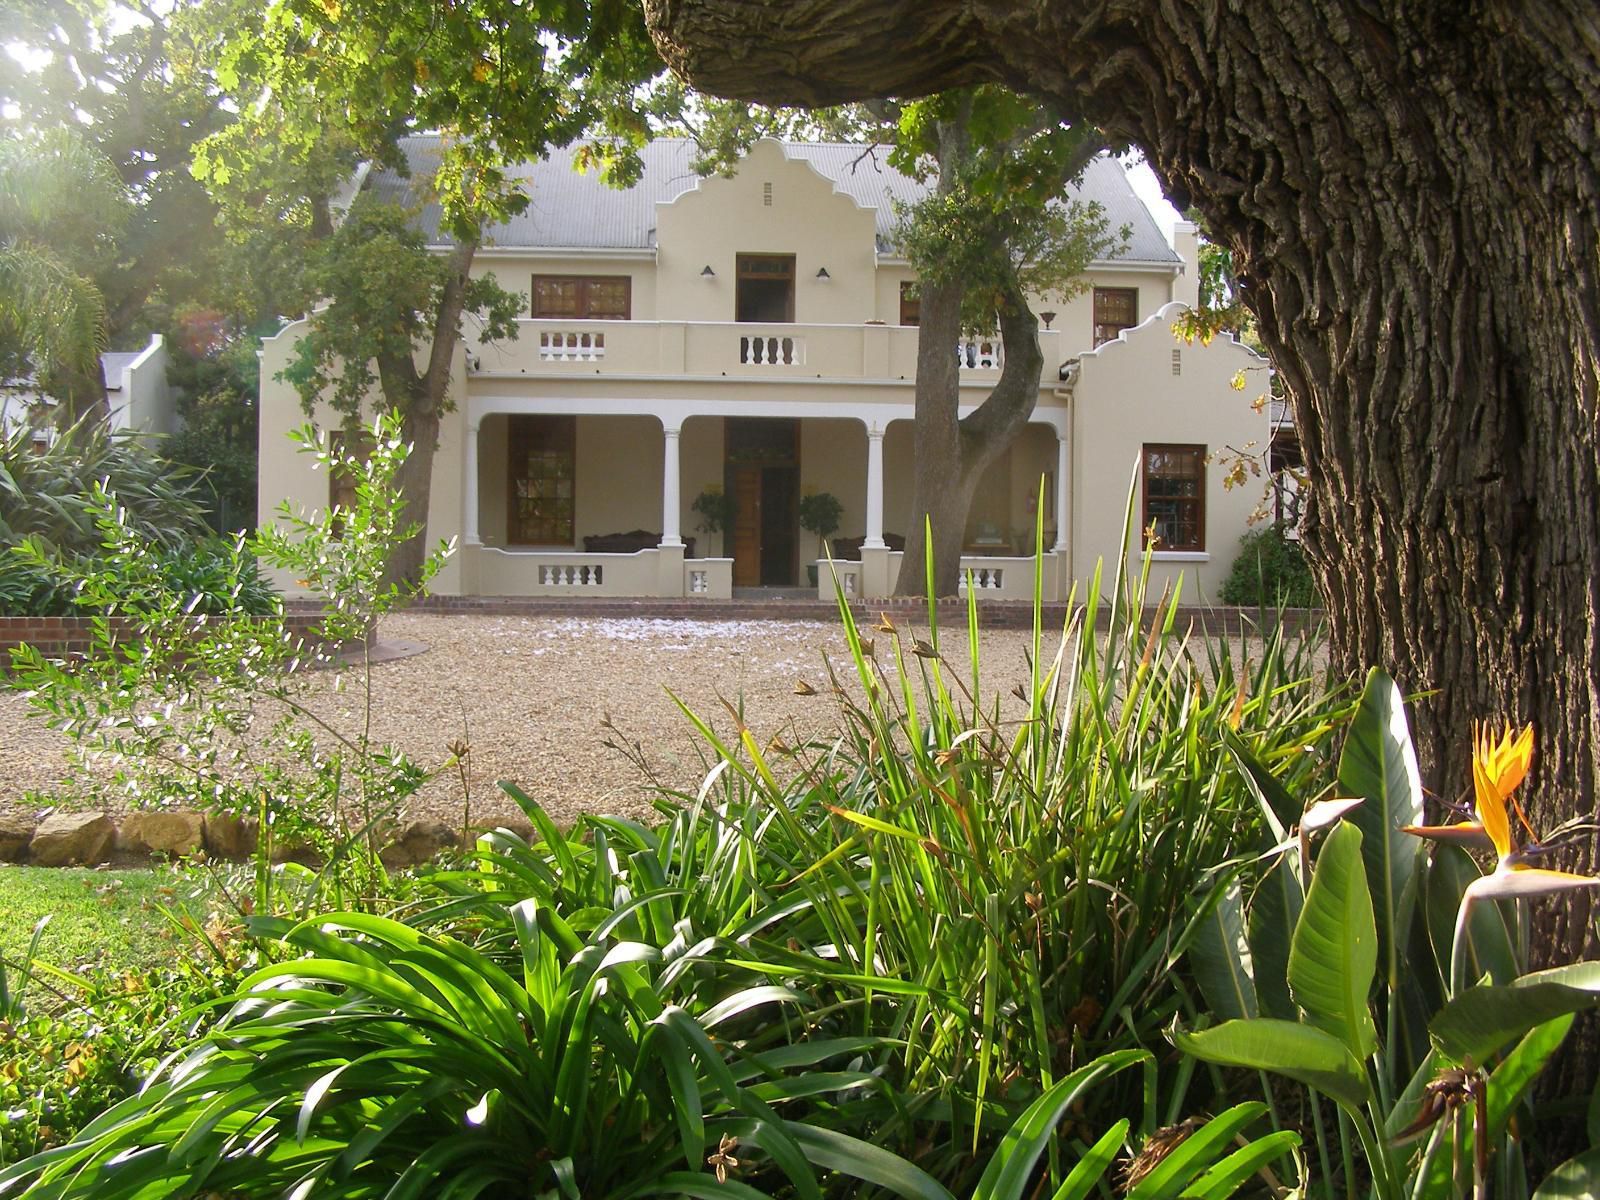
[1, 612, 1066, 830]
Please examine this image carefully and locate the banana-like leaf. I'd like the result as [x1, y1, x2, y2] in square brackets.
[1173, 1019, 1370, 1110]
[1430, 961, 1600, 1065]
[1534, 1146, 1600, 1200]
[1188, 878, 1259, 1020]
[1423, 844, 1517, 986]
[1247, 856, 1302, 1020]
[1336, 669, 1424, 989]
[1288, 822, 1378, 1058]
[1413, 1015, 1575, 1200]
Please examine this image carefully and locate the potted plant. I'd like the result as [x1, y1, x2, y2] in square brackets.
[691, 486, 735, 557]
[798, 491, 844, 587]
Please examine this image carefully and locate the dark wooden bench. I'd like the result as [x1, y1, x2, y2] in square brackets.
[828, 533, 905, 561]
[582, 530, 697, 558]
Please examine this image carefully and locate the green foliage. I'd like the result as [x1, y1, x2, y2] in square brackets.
[691, 486, 735, 534]
[798, 491, 843, 548]
[1, 539, 277, 618]
[0, 129, 126, 400]
[277, 199, 523, 423]
[163, 329, 262, 533]
[10, 414, 451, 910]
[1176, 670, 1596, 1200]
[1219, 525, 1318, 608]
[0, 418, 211, 556]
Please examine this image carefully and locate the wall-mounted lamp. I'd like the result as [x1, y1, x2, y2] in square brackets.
[815, 267, 831, 281]
[700, 264, 716, 278]
[1039, 311, 1057, 329]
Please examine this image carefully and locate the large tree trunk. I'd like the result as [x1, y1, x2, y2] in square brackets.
[646, 0, 1600, 1088]
[375, 239, 477, 588]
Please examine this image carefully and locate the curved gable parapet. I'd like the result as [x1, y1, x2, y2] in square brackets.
[655, 138, 877, 221]
[1077, 299, 1266, 361]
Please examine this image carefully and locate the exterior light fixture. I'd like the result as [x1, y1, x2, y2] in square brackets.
[815, 267, 831, 281]
[700, 264, 716, 278]
[1040, 311, 1057, 329]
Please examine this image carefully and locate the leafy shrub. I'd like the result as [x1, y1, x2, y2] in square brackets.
[0, 418, 209, 556]
[1220, 524, 1318, 607]
[0, 539, 277, 617]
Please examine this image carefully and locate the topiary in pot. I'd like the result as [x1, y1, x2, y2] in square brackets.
[798, 491, 843, 587]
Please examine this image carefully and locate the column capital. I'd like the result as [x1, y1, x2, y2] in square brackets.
[663, 425, 682, 440]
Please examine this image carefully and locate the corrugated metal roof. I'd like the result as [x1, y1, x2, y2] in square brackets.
[372, 136, 1180, 267]
[100, 351, 141, 389]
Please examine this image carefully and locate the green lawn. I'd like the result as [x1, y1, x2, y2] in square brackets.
[0, 865, 211, 978]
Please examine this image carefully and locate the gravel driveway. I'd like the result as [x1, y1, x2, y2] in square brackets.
[1, 612, 1066, 830]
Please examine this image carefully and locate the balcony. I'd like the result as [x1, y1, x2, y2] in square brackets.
[468, 320, 1060, 385]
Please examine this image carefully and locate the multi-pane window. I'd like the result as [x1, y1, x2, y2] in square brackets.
[899, 281, 920, 327]
[1093, 287, 1139, 347]
[1142, 444, 1206, 552]
[531, 275, 631, 320]
[508, 415, 576, 545]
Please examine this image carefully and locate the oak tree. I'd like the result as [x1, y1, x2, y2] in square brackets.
[642, 0, 1600, 1003]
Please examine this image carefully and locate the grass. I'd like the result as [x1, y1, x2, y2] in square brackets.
[0, 864, 209, 978]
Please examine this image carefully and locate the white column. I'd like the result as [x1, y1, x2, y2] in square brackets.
[1053, 420, 1070, 554]
[463, 420, 481, 545]
[864, 424, 886, 549]
[661, 425, 683, 546]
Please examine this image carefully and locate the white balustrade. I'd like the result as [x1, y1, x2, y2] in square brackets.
[539, 330, 606, 361]
[688, 569, 709, 594]
[538, 563, 605, 586]
[956, 336, 1003, 370]
[739, 334, 806, 366]
[958, 566, 1005, 592]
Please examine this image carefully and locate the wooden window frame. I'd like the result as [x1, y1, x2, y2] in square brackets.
[530, 275, 632, 320]
[507, 414, 577, 546]
[898, 280, 920, 327]
[735, 254, 796, 323]
[1141, 443, 1206, 552]
[1093, 286, 1139, 347]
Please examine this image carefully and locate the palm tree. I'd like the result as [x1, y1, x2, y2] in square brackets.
[0, 130, 129, 423]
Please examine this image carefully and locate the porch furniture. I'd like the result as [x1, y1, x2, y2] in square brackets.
[829, 532, 905, 561]
[582, 530, 697, 558]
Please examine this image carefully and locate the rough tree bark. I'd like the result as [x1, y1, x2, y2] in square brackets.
[894, 112, 1048, 596]
[645, 0, 1600, 1088]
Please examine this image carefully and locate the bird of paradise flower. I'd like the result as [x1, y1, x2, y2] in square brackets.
[1403, 723, 1600, 991]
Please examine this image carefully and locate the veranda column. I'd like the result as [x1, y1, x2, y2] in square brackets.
[1053, 422, 1070, 556]
[864, 424, 886, 549]
[661, 425, 683, 547]
[463, 420, 481, 545]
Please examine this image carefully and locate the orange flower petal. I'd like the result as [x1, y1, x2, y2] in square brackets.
[1401, 821, 1493, 850]
[1473, 756, 1513, 861]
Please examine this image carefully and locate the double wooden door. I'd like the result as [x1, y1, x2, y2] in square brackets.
[726, 419, 799, 587]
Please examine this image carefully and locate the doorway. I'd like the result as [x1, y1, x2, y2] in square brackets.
[735, 255, 795, 323]
[726, 418, 799, 586]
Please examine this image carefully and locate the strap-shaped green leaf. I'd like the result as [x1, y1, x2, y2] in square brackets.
[1173, 1019, 1370, 1110]
[1288, 821, 1378, 1058]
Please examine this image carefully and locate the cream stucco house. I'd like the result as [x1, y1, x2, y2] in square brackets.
[258, 137, 1266, 602]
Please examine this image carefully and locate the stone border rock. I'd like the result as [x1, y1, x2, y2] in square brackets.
[0, 809, 537, 870]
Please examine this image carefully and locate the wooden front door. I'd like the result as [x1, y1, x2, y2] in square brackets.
[731, 466, 764, 586]
[726, 418, 800, 586]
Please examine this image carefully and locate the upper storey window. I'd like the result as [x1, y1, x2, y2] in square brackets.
[532, 275, 631, 320]
[735, 254, 795, 323]
[1093, 287, 1138, 346]
[899, 281, 920, 327]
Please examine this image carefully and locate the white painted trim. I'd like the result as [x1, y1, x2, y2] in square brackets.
[455, 245, 659, 260]
[1150, 550, 1211, 563]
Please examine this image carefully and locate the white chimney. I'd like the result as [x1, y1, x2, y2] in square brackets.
[1172, 221, 1200, 310]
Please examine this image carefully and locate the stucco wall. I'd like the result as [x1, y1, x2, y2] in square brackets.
[1067, 301, 1268, 599]
[654, 140, 879, 326]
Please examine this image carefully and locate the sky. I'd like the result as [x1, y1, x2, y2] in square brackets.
[1123, 153, 1184, 246]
